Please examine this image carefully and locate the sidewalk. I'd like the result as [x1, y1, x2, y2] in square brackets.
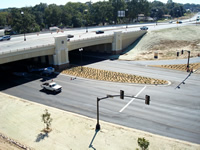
[0, 92, 199, 150]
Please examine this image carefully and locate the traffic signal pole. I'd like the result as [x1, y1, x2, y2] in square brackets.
[187, 51, 190, 71]
[95, 90, 150, 131]
[177, 50, 191, 72]
[96, 97, 100, 131]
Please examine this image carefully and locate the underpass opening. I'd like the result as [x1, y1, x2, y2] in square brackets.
[68, 43, 118, 66]
[0, 56, 58, 91]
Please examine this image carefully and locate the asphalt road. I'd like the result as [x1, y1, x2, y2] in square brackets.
[1, 57, 200, 144]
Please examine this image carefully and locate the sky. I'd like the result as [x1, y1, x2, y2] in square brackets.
[1, 0, 200, 9]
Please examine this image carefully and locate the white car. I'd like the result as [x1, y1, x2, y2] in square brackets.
[41, 82, 62, 93]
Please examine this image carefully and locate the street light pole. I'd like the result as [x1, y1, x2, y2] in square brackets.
[79, 48, 83, 71]
[126, 9, 128, 28]
[176, 10, 179, 30]
[21, 11, 26, 41]
[84, 9, 88, 33]
[187, 51, 190, 71]
[156, 9, 158, 25]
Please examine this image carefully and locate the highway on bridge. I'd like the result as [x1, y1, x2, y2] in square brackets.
[0, 16, 197, 53]
[1, 56, 200, 144]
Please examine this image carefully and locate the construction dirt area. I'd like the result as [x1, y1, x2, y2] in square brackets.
[119, 25, 200, 61]
[0, 25, 200, 150]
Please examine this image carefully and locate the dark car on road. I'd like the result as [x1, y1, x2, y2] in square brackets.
[177, 21, 182, 24]
[96, 30, 104, 34]
[67, 34, 74, 41]
[67, 34, 74, 38]
[140, 26, 148, 30]
[0, 35, 11, 41]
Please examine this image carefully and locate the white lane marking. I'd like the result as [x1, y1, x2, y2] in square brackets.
[119, 86, 146, 113]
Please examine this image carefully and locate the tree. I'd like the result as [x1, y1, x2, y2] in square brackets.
[0, 12, 9, 27]
[170, 5, 185, 18]
[62, 2, 86, 27]
[138, 0, 150, 17]
[109, 0, 126, 24]
[22, 11, 40, 33]
[137, 137, 149, 150]
[32, 3, 47, 29]
[9, 8, 23, 33]
[126, 0, 139, 22]
[44, 4, 62, 27]
[60, 5, 72, 27]
[150, 8, 164, 20]
[91, 1, 113, 25]
[9, 8, 40, 33]
[42, 109, 53, 132]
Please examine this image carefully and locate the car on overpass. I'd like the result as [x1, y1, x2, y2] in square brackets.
[177, 21, 182, 24]
[67, 34, 74, 41]
[67, 34, 74, 38]
[140, 26, 148, 30]
[0, 35, 11, 41]
[96, 30, 104, 34]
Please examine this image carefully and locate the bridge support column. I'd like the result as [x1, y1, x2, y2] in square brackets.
[48, 55, 54, 65]
[53, 35, 69, 71]
[112, 31, 122, 55]
[41, 56, 46, 64]
[33, 57, 39, 63]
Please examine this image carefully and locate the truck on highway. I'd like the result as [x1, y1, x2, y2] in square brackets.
[49, 26, 60, 32]
[41, 81, 62, 93]
[0, 29, 5, 36]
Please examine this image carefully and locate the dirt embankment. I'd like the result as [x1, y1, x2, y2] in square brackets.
[119, 25, 200, 61]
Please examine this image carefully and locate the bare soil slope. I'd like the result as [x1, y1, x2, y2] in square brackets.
[0, 93, 199, 150]
[119, 25, 200, 60]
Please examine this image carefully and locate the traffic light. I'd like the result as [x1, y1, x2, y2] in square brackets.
[181, 50, 184, 54]
[120, 90, 124, 99]
[177, 52, 179, 57]
[145, 95, 150, 105]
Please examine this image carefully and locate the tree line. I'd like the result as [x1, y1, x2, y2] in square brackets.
[0, 0, 199, 34]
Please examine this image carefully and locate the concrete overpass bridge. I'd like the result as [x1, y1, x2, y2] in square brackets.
[0, 30, 146, 70]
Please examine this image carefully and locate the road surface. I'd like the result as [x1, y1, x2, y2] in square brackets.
[1, 57, 200, 144]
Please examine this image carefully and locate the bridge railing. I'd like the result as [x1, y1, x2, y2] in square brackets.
[122, 29, 146, 34]
[68, 33, 114, 43]
[0, 44, 55, 55]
